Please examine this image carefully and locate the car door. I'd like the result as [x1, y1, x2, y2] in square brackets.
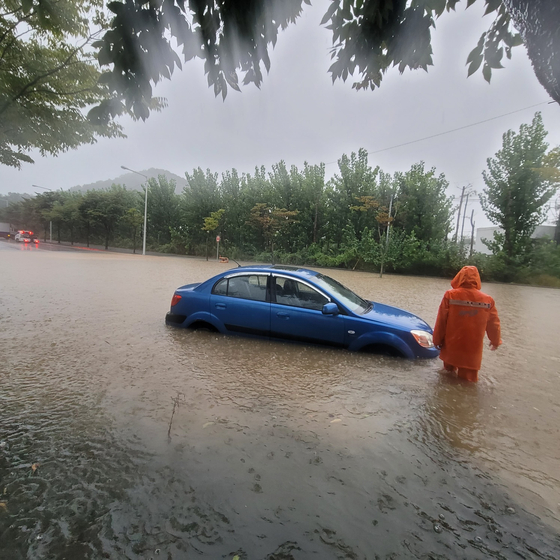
[270, 275, 345, 347]
[210, 273, 271, 337]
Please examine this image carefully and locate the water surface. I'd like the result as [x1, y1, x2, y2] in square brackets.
[1, 241, 559, 559]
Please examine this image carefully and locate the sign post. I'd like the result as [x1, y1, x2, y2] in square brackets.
[216, 235, 220, 261]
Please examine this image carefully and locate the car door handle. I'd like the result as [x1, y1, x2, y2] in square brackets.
[215, 303, 226, 309]
[276, 312, 289, 319]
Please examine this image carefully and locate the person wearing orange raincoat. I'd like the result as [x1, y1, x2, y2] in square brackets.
[433, 266, 502, 382]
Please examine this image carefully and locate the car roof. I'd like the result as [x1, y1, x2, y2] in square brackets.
[226, 264, 319, 279]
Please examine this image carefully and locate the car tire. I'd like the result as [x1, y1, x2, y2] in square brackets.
[190, 321, 218, 333]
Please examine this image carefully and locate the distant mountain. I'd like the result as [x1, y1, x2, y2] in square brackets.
[68, 168, 188, 194]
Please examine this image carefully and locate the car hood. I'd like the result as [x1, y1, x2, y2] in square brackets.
[362, 301, 432, 332]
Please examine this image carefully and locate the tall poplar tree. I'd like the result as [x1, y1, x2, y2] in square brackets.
[481, 113, 560, 262]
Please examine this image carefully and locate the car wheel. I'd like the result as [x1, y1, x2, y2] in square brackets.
[190, 321, 218, 333]
[361, 344, 404, 358]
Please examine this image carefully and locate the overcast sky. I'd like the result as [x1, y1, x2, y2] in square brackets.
[1, 1, 559, 229]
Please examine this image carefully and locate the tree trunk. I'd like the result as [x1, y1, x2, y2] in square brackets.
[313, 201, 318, 244]
[504, 0, 560, 104]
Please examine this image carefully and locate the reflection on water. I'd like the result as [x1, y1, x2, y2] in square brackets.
[1, 241, 559, 558]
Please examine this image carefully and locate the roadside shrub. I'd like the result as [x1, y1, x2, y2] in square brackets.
[522, 274, 560, 288]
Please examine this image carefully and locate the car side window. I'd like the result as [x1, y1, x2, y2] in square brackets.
[213, 275, 268, 302]
[274, 277, 328, 311]
[213, 278, 228, 296]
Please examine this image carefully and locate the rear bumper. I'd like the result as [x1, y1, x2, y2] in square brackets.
[165, 312, 187, 326]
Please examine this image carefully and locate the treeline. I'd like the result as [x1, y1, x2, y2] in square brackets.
[2, 147, 559, 285]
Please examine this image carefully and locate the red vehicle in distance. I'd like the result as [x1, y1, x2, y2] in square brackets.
[14, 230, 39, 244]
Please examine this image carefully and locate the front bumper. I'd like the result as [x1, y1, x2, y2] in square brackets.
[416, 346, 440, 359]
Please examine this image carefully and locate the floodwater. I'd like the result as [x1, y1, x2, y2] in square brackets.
[1, 240, 559, 560]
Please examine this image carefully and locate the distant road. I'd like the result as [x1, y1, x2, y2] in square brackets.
[0, 238, 131, 254]
[0, 238, 204, 259]
[0, 239, 88, 253]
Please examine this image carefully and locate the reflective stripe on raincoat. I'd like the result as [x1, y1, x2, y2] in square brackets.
[433, 266, 502, 370]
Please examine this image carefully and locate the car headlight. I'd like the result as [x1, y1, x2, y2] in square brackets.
[411, 330, 434, 348]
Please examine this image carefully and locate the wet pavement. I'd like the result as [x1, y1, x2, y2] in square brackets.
[1, 240, 559, 559]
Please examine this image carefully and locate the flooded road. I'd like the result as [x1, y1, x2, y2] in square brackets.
[1, 240, 559, 559]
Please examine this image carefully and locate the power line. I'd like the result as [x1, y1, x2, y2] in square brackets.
[325, 101, 550, 166]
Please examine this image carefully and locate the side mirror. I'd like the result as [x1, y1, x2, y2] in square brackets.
[322, 302, 339, 316]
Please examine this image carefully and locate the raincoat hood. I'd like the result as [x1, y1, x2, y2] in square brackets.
[450, 266, 481, 290]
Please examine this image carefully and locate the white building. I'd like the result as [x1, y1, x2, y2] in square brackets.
[474, 225, 558, 255]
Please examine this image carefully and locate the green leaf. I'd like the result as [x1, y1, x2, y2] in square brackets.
[482, 63, 492, 83]
[466, 54, 483, 77]
[466, 39, 483, 64]
[107, 2, 124, 15]
[484, 0, 502, 16]
[98, 46, 113, 67]
[21, 0, 34, 14]
[430, 0, 447, 17]
[320, 1, 339, 26]
[485, 43, 504, 69]
[97, 72, 114, 85]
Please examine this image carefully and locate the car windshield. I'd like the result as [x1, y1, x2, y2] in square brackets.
[312, 273, 371, 314]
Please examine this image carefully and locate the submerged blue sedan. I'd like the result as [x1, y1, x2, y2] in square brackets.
[165, 265, 439, 359]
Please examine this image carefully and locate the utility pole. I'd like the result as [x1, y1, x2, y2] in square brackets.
[469, 209, 475, 257]
[121, 166, 148, 255]
[379, 193, 394, 279]
[460, 192, 470, 243]
[454, 185, 466, 242]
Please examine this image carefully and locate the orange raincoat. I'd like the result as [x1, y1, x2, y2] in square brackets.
[433, 266, 502, 381]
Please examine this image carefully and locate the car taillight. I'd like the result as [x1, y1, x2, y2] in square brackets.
[411, 330, 434, 348]
[171, 294, 182, 307]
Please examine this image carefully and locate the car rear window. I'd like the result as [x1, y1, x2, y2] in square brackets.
[213, 275, 268, 302]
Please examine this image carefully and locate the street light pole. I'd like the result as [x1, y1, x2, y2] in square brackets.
[121, 166, 149, 255]
[32, 184, 53, 243]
